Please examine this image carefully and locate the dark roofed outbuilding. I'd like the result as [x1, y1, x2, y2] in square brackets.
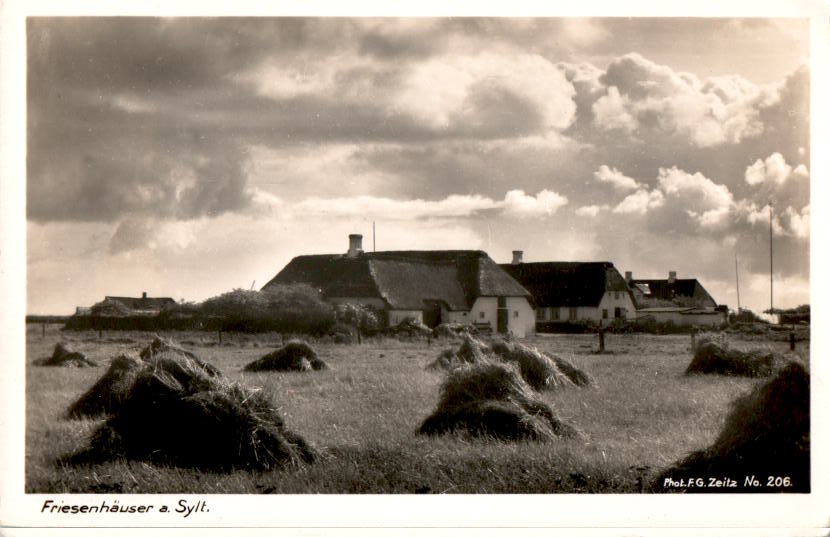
[500, 258, 636, 326]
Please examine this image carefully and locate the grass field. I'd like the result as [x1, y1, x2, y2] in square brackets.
[25, 324, 808, 493]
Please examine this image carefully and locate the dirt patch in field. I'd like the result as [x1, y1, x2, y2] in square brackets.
[418, 360, 578, 441]
[654, 362, 810, 492]
[35, 342, 98, 367]
[65, 344, 316, 470]
[244, 340, 328, 372]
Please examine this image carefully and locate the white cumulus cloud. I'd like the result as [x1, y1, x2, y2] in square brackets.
[745, 152, 798, 185]
[575, 204, 609, 217]
[501, 189, 568, 219]
[593, 165, 641, 190]
[613, 188, 665, 215]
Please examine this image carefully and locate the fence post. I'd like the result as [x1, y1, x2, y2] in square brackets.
[790, 332, 796, 351]
[691, 330, 696, 353]
[598, 328, 605, 353]
[218, 329, 222, 344]
[98, 329, 102, 339]
[42, 323, 46, 338]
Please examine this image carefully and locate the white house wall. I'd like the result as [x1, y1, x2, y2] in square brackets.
[469, 296, 534, 337]
[505, 296, 535, 337]
[470, 297, 497, 329]
[445, 310, 473, 324]
[535, 291, 635, 324]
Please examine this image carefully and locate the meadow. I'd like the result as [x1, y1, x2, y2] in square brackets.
[25, 324, 808, 493]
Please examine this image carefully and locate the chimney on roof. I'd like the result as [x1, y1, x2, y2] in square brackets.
[512, 250, 523, 265]
[142, 291, 147, 299]
[347, 234, 363, 257]
[668, 271, 677, 284]
[625, 271, 632, 283]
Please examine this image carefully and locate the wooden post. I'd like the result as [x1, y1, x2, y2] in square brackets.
[41, 323, 46, 338]
[691, 330, 696, 353]
[357, 329, 362, 345]
[790, 332, 796, 351]
[218, 329, 222, 344]
[98, 329, 102, 339]
[598, 328, 605, 353]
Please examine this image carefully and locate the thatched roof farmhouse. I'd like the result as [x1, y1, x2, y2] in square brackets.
[500, 252, 635, 328]
[263, 234, 536, 337]
[625, 271, 726, 326]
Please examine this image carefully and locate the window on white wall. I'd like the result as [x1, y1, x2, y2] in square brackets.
[536, 309, 545, 320]
[569, 307, 577, 321]
[552, 308, 560, 320]
[479, 311, 485, 319]
[513, 311, 518, 318]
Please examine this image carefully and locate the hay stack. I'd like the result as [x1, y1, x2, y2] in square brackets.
[68, 351, 315, 470]
[489, 339, 576, 390]
[655, 362, 810, 492]
[140, 336, 222, 377]
[418, 361, 577, 441]
[427, 334, 489, 370]
[36, 342, 98, 367]
[432, 322, 477, 339]
[66, 353, 144, 418]
[388, 318, 432, 337]
[686, 340, 777, 377]
[244, 340, 328, 372]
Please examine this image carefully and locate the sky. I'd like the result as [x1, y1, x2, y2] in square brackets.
[25, 17, 811, 314]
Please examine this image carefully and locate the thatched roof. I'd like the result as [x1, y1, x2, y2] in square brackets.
[264, 250, 530, 310]
[500, 261, 630, 308]
[627, 278, 717, 308]
[104, 295, 176, 311]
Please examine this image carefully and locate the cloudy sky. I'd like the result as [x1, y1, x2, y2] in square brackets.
[26, 17, 810, 314]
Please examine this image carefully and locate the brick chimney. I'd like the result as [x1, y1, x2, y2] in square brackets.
[625, 271, 632, 283]
[347, 234, 363, 257]
[512, 250, 523, 265]
[668, 271, 677, 284]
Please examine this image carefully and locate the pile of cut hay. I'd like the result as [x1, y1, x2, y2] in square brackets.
[428, 336, 592, 390]
[67, 353, 315, 470]
[35, 342, 98, 367]
[686, 339, 779, 377]
[418, 360, 577, 441]
[490, 339, 592, 390]
[244, 340, 328, 372]
[66, 337, 222, 419]
[432, 322, 477, 338]
[654, 362, 809, 492]
[426, 334, 489, 370]
[66, 353, 144, 418]
[139, 336, 223, 377]
[387, 317, 432, 337]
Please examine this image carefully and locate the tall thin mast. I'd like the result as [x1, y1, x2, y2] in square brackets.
[769, 201, 774, 316]
[734, 252, 741, 310]
[373, 221, 376, 252]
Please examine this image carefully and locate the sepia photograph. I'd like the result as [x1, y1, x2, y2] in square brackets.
[2, 2, 828, 534]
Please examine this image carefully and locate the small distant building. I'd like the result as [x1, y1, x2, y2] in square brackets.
[263, 234, 536, 337]
[89, 292, 176, 316]
[500, 252, 636, 328]
[625, 271, 726, 326]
